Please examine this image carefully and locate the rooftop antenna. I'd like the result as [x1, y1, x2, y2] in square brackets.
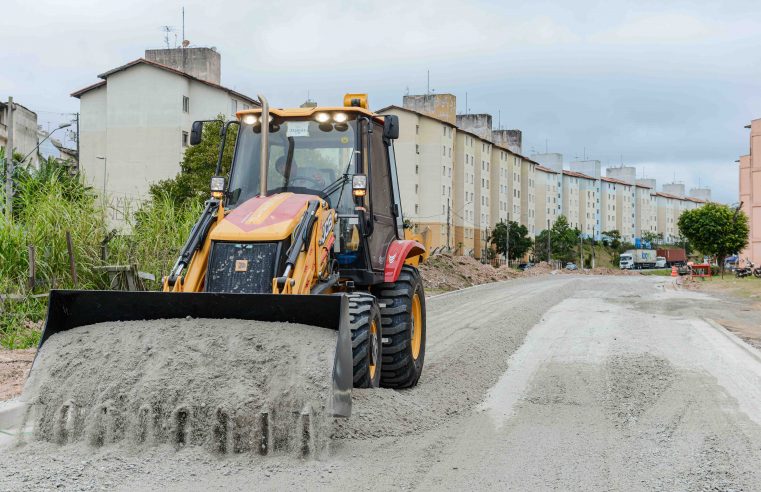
[427, 70, 430, 95]
[498, 110, 501, 130]
[182, 7, 186, 47]
[161, 25, 175, 49]
[465, 92, 468, 114]
[545, 138, 548, 153]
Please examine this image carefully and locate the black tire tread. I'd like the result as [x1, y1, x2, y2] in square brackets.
[372, 266, 426, 389]
[348, 293, 381, 388]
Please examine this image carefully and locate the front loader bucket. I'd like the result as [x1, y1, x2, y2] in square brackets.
[38, 290, 353, 418]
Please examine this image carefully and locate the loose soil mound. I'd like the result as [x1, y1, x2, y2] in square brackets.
[19, 319, 336, 455]
[419, 254, 639, 292]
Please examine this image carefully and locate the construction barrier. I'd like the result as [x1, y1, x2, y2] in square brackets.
[671, 266, 678, 277]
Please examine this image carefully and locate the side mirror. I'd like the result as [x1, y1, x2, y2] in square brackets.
[190, 121, 203, 145]
[383, 115, 399, 140]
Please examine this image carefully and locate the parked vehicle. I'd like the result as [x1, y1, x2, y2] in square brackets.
[754, 265, 761, 278]
[735, 259, 755, 278]
[725, 255, 739, 272]
[619, 249, 657, 269]
[565, 262, 578, 271]
[518, 262, 534, 271]
[656, 248, 687, 267]
[655, 256, 667, 268]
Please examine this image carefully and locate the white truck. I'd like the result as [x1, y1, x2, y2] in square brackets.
[619, 249, 657, 269]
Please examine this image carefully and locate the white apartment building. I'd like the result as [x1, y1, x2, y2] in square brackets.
[521, 158, 537, 236]
[0, 100, 40, 168]
[72, 47, 257, 221]
[616, 180, 636, 243]
[454, 130, 478, 255]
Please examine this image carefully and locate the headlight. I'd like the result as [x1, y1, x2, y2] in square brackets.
[242, 114, 257, 125]
[315, 112, 330, 123]
[210, 176, 226, 192]
[333, 112, 348, 123]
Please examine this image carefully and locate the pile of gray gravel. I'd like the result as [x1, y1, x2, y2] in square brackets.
[19, 318, 337, 455]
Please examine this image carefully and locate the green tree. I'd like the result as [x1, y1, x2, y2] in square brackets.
[489, 220, 532, 261]
[641, 231, 659, 245]
[150, 116, 238, 206]
[533, 215, 579, 263]
[602, 229, 621, 250]
[678, 202, 749, 276]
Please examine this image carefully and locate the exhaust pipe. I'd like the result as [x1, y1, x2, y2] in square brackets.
[258, 94, 269, 198]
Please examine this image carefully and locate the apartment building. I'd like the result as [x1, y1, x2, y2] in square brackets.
[739, 117, 760, 264]
[521, 158, 537, 236]
[454, 130, 477, 255]
[635, 182, 657, 237]
[377, 104, 456, 249]
[536, 165, 561, 232]
[0, 99, 40, 168]
[381, 92, 707, 259]
[561, 171, 583, 230]
[72, 47, 257, 221]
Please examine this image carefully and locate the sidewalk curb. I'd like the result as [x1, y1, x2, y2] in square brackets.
[704, 317, 761, 365]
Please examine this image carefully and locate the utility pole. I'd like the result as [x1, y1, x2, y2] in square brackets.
[592, 226, 596, 268]
[75, 112, 80, 172]
[547, 219, 551, 266]
[4, 96, 14, 219]
[579, 233, 583, 269]
[446, 200, 451, 251]
[505, 214, 510, 266]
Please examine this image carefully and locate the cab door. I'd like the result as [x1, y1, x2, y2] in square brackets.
[366, 122, 398, 271]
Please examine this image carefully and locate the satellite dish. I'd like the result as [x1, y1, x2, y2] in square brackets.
[182, 39, 190, 47]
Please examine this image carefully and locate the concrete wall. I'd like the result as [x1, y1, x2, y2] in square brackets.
[662, 182, 685, 197]
[492, 129, 521, 154]
[0, 101, 39, 168]
[689, 187, 711, 201]
[144, 48, 221, 84]
[571, 160, 601, 179]
[637, 178, 656, 189]
[531, 152, 563, 172]
[606, 166, 636, 185]
[456, 114, 492, 142]
[402, 94, 456, 126]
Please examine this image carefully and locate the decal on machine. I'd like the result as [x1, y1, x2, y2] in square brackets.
[319, 214, 334, 245]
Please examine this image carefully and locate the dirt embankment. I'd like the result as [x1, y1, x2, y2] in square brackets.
[419, 254, 638, 293]
[0, 349, 35, 401]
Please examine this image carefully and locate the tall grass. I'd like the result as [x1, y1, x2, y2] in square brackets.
[0, 159, 202, 348]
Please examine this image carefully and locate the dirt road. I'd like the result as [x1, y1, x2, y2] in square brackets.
[3, 275, 761, 491]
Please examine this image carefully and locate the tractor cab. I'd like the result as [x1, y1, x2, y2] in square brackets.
[193, 94, 406, 287]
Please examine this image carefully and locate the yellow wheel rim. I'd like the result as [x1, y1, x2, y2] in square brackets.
[411, 293, 422, 360]
[369, 319, 378, 380]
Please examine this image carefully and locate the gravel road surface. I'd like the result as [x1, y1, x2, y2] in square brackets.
[2, 275, 761, 491]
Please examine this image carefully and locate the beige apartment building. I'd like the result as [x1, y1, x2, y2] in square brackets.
[453, 130, 477, 255]
[635, 183, 657, 237]
[536, 165, 560, 233]
[616, 180, 636, 243]
[378, 105, 455, 251]
[381, 92, 708, 259]
[521, 158, 537, 236]
[739, 118, 761, 264]
[562, 171, 583, 230]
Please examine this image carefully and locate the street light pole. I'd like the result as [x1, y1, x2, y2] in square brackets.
[96, 156, 107, 198]
[505, 213, 510, 266]
[547, 219, 551, 266]
[21, 123, 72, 164]
[4, 96, 14, 219]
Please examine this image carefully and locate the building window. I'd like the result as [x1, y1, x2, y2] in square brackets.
[182, 96, 189, 113]
[182, 131, 189, 147]
[416, 144, 420, 154]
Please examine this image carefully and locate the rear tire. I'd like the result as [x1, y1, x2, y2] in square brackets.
[348, 293, 382, 388]
[373, 265, 426, 389]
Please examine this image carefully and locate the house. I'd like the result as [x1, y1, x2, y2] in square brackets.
[0, 99, 39, 168]
[72, 47, 258, 221]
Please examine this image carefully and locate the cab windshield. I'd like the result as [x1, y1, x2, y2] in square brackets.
[227, 118, 357, 209]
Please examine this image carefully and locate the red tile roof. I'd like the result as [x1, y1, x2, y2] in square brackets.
[562, 169, 595, 180]
[71, 58, 258, 104]
[535, 165, 560, 174]
[601, 176, 633, 186]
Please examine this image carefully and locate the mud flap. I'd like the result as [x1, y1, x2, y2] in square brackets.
[39, 290, 353, 418]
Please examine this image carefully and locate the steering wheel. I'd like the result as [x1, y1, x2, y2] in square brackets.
[290, 176, 323, 188]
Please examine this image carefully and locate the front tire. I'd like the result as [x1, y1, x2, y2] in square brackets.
[373, 265, 426, 389]
[348, 293, 382, 388]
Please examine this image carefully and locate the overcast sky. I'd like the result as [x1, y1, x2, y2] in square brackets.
[3, 0, 760, 203]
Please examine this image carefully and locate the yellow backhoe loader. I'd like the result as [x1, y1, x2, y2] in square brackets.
[39, 94, 427, 420]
